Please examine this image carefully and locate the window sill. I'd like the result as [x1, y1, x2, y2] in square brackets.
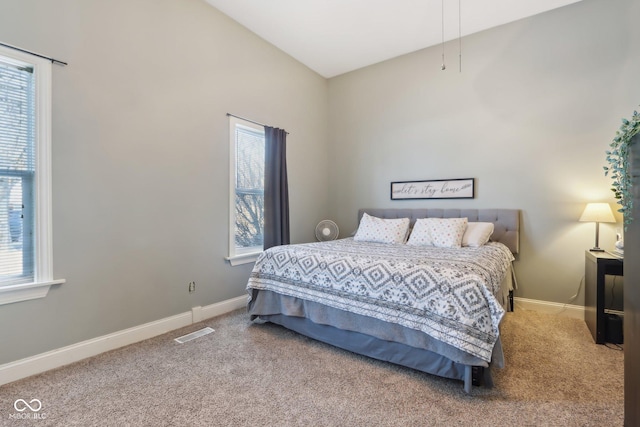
[225, 252, 261, 266]
[0, 279, 66, 306]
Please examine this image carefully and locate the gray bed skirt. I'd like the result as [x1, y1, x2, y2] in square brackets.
[248, 289, 503, 390]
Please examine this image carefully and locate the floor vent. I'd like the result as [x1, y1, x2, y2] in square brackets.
[174, 327, 215, 344]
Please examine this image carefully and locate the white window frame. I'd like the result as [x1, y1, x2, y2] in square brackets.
[226, 116, 265, 266]
[0, 46, 65, 305]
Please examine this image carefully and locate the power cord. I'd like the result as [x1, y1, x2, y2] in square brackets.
[606, 276, 621, 312]
[555, 276, 583, 315]
[605, 343, 623, 351]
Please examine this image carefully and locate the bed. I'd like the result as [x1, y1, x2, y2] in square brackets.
[246, 208, 519, 393]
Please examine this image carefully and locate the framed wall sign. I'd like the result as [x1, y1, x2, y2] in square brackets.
[390, 178, 475, 200]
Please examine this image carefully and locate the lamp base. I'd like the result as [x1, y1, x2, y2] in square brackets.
[589, 247, 605, 252]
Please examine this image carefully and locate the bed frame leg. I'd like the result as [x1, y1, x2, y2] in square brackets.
[509, 289, 514, 312]
[464, 365, 472, 394]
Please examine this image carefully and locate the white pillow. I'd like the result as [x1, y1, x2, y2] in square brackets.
[462, 222, 494, 247]
[407, 217, 468, 248]
[353, 213, 410, 244]
[405, 219, 433, 246]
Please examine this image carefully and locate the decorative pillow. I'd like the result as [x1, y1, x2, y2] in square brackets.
[462, 222, 494, 247]
[405, 219, 433, 246]
[353, 213, 410, 244]
[407, 217, 468, 248]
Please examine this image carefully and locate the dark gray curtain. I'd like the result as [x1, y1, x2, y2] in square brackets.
[263, 126, 290, 250]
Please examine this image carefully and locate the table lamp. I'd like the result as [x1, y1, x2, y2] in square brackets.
[579, 202, 616, 252]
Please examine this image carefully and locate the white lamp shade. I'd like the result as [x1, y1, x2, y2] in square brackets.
[579, 203, 616, 223]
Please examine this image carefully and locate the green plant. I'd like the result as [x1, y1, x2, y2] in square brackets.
[604, 107, 640, 228]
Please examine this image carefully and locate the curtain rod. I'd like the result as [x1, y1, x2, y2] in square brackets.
[226, 113, 289, 134]
[0, 42, 67, 66]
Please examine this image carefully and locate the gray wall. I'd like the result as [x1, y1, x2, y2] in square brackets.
[0, 0, 329, 364]
[327, 0, 640, 304]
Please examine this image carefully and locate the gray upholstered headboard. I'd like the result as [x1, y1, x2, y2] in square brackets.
[358, 208, 520, 254]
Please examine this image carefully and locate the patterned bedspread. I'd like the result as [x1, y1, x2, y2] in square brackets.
[247, 238, 514, 362]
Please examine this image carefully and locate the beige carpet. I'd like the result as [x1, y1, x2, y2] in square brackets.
[0, 308, 624, 426]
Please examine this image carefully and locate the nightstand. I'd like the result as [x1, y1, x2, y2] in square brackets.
[584, 250, 623, 344]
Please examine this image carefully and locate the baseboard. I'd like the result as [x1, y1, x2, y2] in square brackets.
[191, 295, 247, 323]
[513, 297, 585, 320]
[0, 295, 247, 387]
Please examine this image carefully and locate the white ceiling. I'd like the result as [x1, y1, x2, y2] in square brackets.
[204, 0, 583, 78]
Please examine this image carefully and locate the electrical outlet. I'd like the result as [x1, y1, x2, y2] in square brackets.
[188, 281, 196, 293]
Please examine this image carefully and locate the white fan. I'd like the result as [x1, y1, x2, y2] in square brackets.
[315, 220, 339, 241]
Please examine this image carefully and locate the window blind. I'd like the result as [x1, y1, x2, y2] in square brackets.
[234, 125, 265, 250]
[0, 58, 35, 286]
[235, 126, 264, 191]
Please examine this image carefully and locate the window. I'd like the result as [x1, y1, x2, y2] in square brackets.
[0, 45, 64, 305]
[227, 116, 265, 266]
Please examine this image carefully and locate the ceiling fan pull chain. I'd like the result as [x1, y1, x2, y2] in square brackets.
[459, 0, 462, 72]
[441, 0, 446, 70]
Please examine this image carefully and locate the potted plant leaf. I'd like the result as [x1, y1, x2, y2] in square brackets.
[604, 108, 640, 229]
